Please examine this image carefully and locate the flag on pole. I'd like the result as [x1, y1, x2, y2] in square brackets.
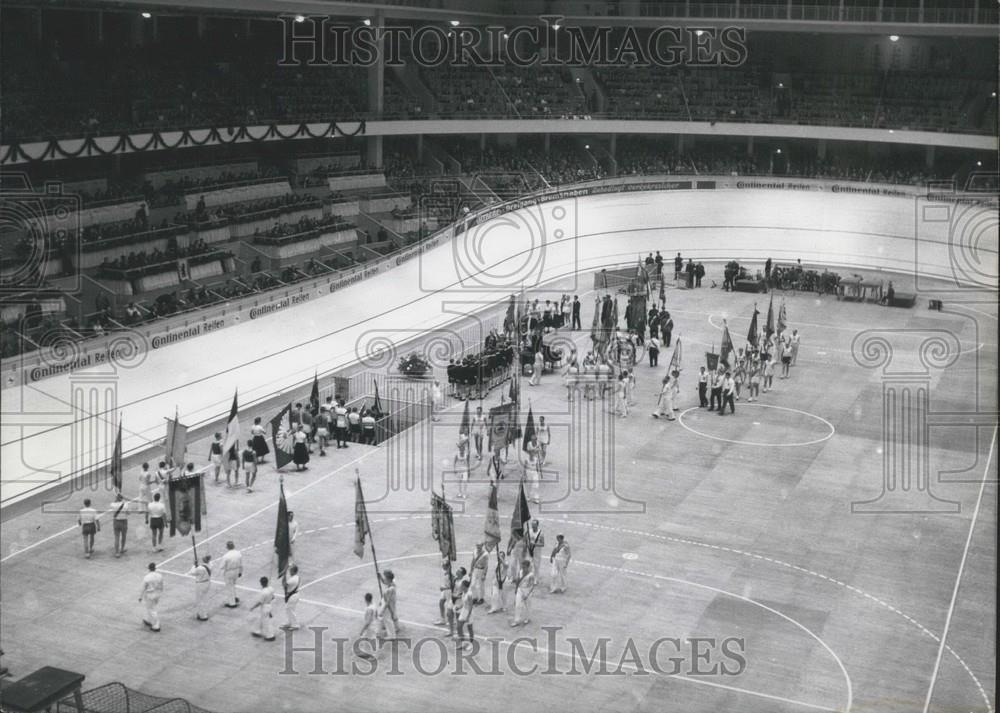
[110, 418, 122, 492]
[221, 391, 240, 462]
[778, 301, 788, 334]
[371, 379, 384, 420]
[765, 294, 775, 339]
[484, 482, 501, 551]
[274, 479, 291, 577]
[636, 259, 650, 297]
[522, 405, 536, 451]
[747, 307, 760, 348]
[165, 409, 188, 467]
[459, 399, 470, 437]
[353, 477, 370, 559]
[309, 373, 320, 414]
[510, 480, 532, 540]
[720, 321, 735, 367]
[270, 402, 294, 470]
[431, 491, 457, 561]
[668, 338, 683, 374]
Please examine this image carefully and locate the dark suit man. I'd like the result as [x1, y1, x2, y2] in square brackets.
[571, 296, 581, 330]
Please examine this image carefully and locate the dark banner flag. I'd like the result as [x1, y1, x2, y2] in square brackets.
[522, 406, 536, 451]
[370, 379, 384, 420]
[720, 322, 735, 367]
[484, 483, 501, 551]
[460, 399, 470, 437]
[354, 477, 370, 559]
[275, 481, 291, 576]
[168, 472, 204, 537]
[765, 294, 775, 340]
[747, 307, 759, 348]
[510, 480, 531, 540]
[222, 390, 240, 464]
[668, 338, 683, 375]
[431, 491, 457, 561]
[110, 419, 122, 492]
[270, 402, 294, 470]
[309, 373, 320, 414]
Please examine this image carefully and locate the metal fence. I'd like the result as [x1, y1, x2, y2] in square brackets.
[56, 683, 216, 713]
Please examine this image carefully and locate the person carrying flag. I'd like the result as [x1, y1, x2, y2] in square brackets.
[187, 555, 212, 622]
[488, 550, 508, 614]
[456, 579, 476, 650]
[378, 570, 399, 641]
[526, 519, 545, 588]
[470, 542, 489, 605]
[242, 441, 257, 493]
[434, 558, 456, 636]
[221, 540, 243, 608]
[510, 558, 535, 627]
[361, 408, 376, 445]
[281, 565, 301, 632]
[209, 433, 224, 484]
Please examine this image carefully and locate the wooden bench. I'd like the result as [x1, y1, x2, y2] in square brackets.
[0, 666, 85, 713]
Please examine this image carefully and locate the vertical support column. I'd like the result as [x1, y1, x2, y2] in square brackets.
[34, 9, 43, 42]
[747, 135, 755, 157]
[197, 16, 206, 39]
[817, 139, 826, 160]
[96, 11, 104, 45]
[925, 145, 935, 169]
[544, 133, 550, 153]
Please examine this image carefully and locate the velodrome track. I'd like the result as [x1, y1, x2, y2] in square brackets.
[1, 185, 997, 507]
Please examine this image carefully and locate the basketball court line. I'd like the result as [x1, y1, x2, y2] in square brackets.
[921, 425, 998, 713]
[161, 549, 850, 713]
[676, 404, 836, 447]
[163, 501, 994, 713]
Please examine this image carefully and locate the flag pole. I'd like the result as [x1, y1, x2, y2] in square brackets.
[357, 469, 384, 599]
[191, 534, 199, 568]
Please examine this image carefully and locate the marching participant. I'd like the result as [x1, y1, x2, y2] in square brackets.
[138, 562, 164, 632]
[510, 559, 535, 627]
[549, 535, 572, 594]
[281, 565, 301, 632]
[488, 550, 508, 614]
[470, 542, 489, 605]
[250, 576, 276, 641]
[186, 555, 212, 621]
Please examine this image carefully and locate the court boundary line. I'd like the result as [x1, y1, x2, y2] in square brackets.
[921, 425, 997, 713]
[676, 404, 836, 447]
[162, 549, 850, 713]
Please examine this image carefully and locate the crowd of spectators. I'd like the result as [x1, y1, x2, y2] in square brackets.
[250, 214, 352, 245]
[96, 237, 215, 276]
[174, 191, 322, 226]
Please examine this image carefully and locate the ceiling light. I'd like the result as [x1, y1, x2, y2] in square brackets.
[889, 34, 899, 41]
[294, 14, 305, 23]
[450, 19, 460, 26]
[141, 11, 152, 19]
[362, 18, 371, 26]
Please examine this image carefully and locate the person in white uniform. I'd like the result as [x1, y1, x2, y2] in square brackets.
[510, 559, 535, 627]
[549, 535, 572, 594]
[221, 540, 243, 608]
[186, 555, 212, 621]
[139, 562, 164, 632]
[281, 565, 301, 631]
[250, 576, 276, 641]
[469, 542, 489, 605]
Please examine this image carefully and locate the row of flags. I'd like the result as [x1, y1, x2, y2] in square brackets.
[715, 295, 789, 368]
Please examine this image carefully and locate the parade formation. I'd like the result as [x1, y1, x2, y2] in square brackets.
[67, 259, 806, 660]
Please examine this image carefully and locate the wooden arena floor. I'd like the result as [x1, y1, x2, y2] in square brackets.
[1, 271, 996, 713]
